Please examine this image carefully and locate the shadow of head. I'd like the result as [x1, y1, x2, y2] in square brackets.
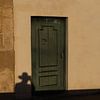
[18, 72, 31, 83]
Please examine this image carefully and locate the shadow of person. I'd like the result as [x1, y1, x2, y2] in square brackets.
[15, 72, 32, 99]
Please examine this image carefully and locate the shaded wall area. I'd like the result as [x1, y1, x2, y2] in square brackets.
[0, 0, 14, 92]
[15, 72, 32, 99]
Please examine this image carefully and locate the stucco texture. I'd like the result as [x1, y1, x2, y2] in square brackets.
[0, 0, 14, 92]
[13, 0, 100, 90]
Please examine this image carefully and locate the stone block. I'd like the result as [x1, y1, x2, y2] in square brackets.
[2, 0, 13, 8]
[2, 8, 13, 18]
[0, 51, 14, 92]
[0, 34, 3, 48]
[2, 17, 13, 34]
[4, 35, 13, 50]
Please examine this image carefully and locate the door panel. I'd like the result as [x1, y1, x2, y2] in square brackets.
[39, 26, 58, 66]
[31, 17, 66, 91]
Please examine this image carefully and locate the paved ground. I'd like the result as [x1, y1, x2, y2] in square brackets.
[1, 93, 100, 100]
[15, 93, 100, 100]
[31, 94, 100, 100]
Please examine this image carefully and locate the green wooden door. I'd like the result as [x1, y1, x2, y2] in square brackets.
[31, 17, 67, 91]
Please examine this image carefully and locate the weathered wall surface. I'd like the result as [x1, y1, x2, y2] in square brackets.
[0, 0, 14, 92]
[13, 0, 100, 90]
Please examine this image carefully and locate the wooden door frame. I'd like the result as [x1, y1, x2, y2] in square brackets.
[31, 16, 68, 91]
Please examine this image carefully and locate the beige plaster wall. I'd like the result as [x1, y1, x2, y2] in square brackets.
[13, 0, 100, 90]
